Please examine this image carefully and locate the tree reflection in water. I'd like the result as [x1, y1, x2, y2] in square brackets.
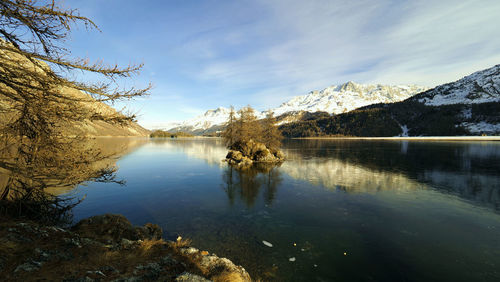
[222, 163, 283, 207]
[0, 136, 144, 224]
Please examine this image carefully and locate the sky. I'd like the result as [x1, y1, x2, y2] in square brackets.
[64, 0, 500, 129]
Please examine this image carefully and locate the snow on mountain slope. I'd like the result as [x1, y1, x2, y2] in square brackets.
[414, 64, 500, 106]
[166, 107, 264, 133]
[272, 82, 427, 116]
[165, 82, 426, 133]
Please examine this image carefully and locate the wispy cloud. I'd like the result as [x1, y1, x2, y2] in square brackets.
[67, 0, 500, 123]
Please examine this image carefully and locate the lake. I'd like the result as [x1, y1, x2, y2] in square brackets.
[67, 138, 500, 281]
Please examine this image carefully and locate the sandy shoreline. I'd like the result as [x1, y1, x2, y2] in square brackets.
[293, 136, 500, 141]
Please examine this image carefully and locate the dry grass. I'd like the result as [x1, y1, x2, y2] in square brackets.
[0, 217, 252, 281]
[0, 219, 195, 281]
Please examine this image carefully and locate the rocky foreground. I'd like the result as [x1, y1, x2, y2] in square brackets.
[0, 214, 251, 281]
[225, 140, 285, 169]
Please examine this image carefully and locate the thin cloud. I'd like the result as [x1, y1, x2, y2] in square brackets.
[66, 0, 500, 123]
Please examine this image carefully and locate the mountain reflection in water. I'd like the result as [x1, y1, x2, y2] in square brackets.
[153, 138, 499, 211]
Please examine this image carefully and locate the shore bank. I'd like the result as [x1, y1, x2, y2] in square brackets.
[0, 214, 251, 281]
[294, 136, 500, 141]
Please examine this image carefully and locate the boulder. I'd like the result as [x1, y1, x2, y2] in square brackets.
[237, 157, 253, 168]
[226, 140, 285, 167]
[254, 149, 275, 162]
[71, 214, 162, 244]
[226, 150, 243, 161]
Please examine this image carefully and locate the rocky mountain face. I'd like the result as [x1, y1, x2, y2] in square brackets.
[165, 82, 426, 134]
[280, 64, 500, 137]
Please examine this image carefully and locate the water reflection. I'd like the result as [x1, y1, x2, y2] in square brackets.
[283, 139, 500, 211]
[149, 138, 227, 166]
[281, 154, 426, 193]
[222, 164, 283, 207]
[171, 138, 500, 211]
[0, 136, 147, 222]
[66, 138, 500, 281]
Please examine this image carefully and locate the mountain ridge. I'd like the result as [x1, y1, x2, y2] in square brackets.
[280, 64, 500, 137]
[162, 82, 427, 134]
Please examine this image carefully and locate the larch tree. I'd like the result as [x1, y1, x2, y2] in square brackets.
[235, 106, 262, 144]
[0, 0, 151, 141]
[0, 0, 150, 222]
[261, 112, 282, 151]
[222, 106, 236, 146]
[222, 106, 282, 150]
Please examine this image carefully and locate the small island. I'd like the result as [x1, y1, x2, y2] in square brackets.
[222, 106, 285, 168]
[150, 130, 194, 138]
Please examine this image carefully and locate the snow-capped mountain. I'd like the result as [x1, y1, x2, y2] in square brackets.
[165, 107, 256, 134]
[272, 82, 426, 116]
[278, 64, 500, 137]
[164, 82, 427, 134]
[414, 64, 500, 106]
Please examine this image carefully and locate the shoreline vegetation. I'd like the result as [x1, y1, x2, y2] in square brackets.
[150, 130, 195, 138]
[292, 136, 500, 141]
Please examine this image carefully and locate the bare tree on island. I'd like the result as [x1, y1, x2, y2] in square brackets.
[0, 0, 150, 222]
[222, 106, 284, 169]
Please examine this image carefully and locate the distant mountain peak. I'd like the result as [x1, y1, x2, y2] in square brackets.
[337, 81, 361, 92]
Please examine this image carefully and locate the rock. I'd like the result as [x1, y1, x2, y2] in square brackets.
[175, 272, 211, 282]
[159, 255, 178, 267]
[1, 217, 251, 282]
[111, 277, 142, 282]
[180, 247, 199, 255]
[121, 238, 136, 249]
[72, 214, 162, 244]
[226, 140, 284, 168]
[34, 248, 51, 261]
[226, 150, 243, 161]
[254, 149, 275, 162]
[237, 157, 253, 168]
[63, 237, 81, 248]
[100, 265, 120, 275]
[15, 261, 41, 272]
[133, 262, 162, 279]
[274, 150, 285, 160]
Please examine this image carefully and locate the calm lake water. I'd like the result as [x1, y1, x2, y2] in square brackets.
[68, 138, 500, 281]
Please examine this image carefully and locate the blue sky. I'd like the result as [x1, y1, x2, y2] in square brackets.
[64, 0, 500, 128]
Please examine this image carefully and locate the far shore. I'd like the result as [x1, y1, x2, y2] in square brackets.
[293, 136, 500, 141]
